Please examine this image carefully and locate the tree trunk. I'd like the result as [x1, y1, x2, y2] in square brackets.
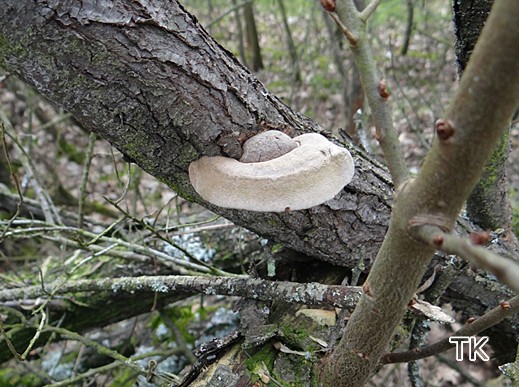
[454, 0, 512, 232]
[276, 0, 301, 85]
[0, 0, 392, 270]
[243, 2, 264, 71]
[232, 0, 248, 67]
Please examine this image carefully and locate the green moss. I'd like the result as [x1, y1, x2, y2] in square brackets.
[0, 367, 42, 387]
[149, 305, 215, 346]
[245, 344, 278, 378]
[0, 34, 27, 69]
[278, 325, 319, 352]
[271, 243, 284, 254]
[478, 130, 509, 191]
[271, 353, 313, 386]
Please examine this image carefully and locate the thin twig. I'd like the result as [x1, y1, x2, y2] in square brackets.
[104, 197, 215, 272]
[380, 295, 519, 364]
[414, 225, 519, 294]
[21, 309, 47, 359]
[0, 309, 47, 361]
[206, 0, 255, 29]
[0, 219, 234, 275]
[359, 0, 382, 22]
[0, 110, 62, 224]
[78, 132, 96, 229]
[44, 346, 183, 387]
[44, 327, 138, 372]
[0, 120, 23, 241]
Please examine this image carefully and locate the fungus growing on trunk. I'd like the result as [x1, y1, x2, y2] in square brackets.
[189, 131, 355, 212]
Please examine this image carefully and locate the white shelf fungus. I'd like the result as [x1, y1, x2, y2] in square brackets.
[189, 131, 355, 212]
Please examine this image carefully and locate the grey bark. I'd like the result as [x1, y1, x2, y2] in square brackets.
[454, 0, 512, 232]
[243, 1, 263, 71]
[0, 0, 392, 270]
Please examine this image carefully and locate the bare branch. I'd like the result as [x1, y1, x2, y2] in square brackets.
[359, 0, 382, 22]
[78, 132, 96, 229]
[333, 0, 409, 188]
[0, 219, 234, 276]
[0, 275, 363, 310]
[413, 225, 519, 294]
[0, 111, 62, 224]
[42, 325, 180, 385]
[325, 1, 519, 384]
[380, 295, 519, 364]
[45, 346, 183, 387]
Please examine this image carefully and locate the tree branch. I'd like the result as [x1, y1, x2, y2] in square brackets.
[332, 0, 410, 188]
[0, 0, 394, 268]
[42, 325, 180, 385]
[359, 0, 382, 22]
[413, 225, 519, 294]
[325, 1, 519, 384]
[0, 275, 362, 310]
[380, 295, 519, 364]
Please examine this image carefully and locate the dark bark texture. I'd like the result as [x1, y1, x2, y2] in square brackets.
[454, 0, 512, 232]
[0, 0, 518, 373]
[0, 0, 392, 269]
[453, 0, 494, 74]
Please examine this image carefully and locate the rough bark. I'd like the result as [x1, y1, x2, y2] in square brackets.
[454, 0, 512, 232]
[453, 0, 494, 73]
[0, 0, 392, 270]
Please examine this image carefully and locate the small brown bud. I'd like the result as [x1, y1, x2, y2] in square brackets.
[466, 317, 476, 324]
[375, 127, 382, 141]
[469, 231, 490, 245]
[432, 235, 444, 247]
[435, 119, 455, 141]
[362, 281, 372, 297]
[500, 301, 511, 310]
[320, 0, 336, 12]
[378, 79, 390, 99]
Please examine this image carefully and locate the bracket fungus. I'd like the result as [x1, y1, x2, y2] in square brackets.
[188, 131, 355, 212]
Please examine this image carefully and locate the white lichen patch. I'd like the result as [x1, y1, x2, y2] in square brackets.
[150, 280, 169, 293]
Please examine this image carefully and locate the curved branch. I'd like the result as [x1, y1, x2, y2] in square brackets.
[381, 295, 519, 364]
[413, 225, 519, 294]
